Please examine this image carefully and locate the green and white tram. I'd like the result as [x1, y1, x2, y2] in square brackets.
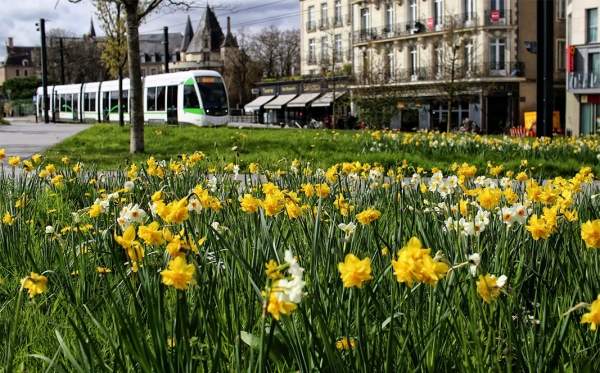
[36, 70, 229, 126]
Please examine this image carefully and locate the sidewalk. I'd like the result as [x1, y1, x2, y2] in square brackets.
[0, 119, 89, 159]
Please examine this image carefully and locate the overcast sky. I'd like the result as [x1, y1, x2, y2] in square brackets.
[0, 0, 299, 59]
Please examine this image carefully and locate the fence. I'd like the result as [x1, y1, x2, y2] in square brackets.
[1, 99, 36, 117]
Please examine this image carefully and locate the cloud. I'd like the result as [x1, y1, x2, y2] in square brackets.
[0, 0, 299, 59]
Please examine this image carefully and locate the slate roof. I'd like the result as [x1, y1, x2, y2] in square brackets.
[139, 33, 184, 61]
[186, 5, 224, 53]
[2, 46, 38, 67]
[181, 15, 194, 52]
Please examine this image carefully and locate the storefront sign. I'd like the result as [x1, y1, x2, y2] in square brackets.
[280, 85, 298, 94]
[567, 46, 576, 73]
[261, 87, 276, 95]
[303, 83, 321, 92]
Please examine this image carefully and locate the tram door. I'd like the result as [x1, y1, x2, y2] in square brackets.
[167, 85, 178, 124]
[102, 92, 110, 122]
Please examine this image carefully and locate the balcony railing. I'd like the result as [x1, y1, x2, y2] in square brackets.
[569, 72, 600, 90]
[319, 18, 329, 30]
[484, 9, 510, 26]
[353, 14, 479, 44]
[355, 62, 524, 85]
[306, 21, 316, 32]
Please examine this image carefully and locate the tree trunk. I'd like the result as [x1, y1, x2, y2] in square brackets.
[125, 4, 144, 153]
[447, 99, 452, 132]
[118, 67, 124, 127]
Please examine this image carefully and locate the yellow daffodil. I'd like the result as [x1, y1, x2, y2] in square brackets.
[161, 256, 196, 290]
[21, 272, 48, 298]
[356, 208, 381, 225]
[338, 253, 373, 288]
[581, 219, 600, 249]
[581, 295, 600, 331]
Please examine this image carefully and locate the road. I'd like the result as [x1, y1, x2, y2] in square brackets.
[0, 117, 89, 159]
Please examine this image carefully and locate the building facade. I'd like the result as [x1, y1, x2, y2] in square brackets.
[0, 38, 40, 85]
[299, 0, 567, 132]
[566, 0, 600, 136]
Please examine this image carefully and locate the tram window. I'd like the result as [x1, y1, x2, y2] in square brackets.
[183, 84, 200, 109]
[156, 86, 166, 111]
[65, 94, 72, 112]
[147, 87, 157, 111]
[90, 94, 96, 112]
[83, 93, 89, 111]
[195, 76, 228, 115]
[122, 90, 129, 113]
[110, 91, 119, 114]
[73, 94, 79, 113]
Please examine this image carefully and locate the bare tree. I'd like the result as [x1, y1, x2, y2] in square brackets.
[249, 26, 300, 79]
[436, 16, 478, 132]
[46, 29, 105, 84]
[222, 31, 262, 109]
[95, 0, 128, 126]
[68, 0, 189, 153]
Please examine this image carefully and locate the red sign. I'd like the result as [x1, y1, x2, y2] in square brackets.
[567, 45, 575, 72]
[426, 17, 434, 30]
[490, 9, 501, 22]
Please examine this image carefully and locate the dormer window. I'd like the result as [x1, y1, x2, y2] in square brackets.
[22, 59, 29, 67]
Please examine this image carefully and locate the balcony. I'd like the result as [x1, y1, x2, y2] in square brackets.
[568, 72, 600, 92]
[332, 16, 344, 28]
[319, 19, 329, 30]
[484, 9, 511, 26]
[355, 62, 525, 86]
[306, 21, 316, 33]
[353, 14, 479, 44]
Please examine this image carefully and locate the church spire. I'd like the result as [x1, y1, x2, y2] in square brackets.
[88, 18, 96, 39]
[181, 15, 194, 52]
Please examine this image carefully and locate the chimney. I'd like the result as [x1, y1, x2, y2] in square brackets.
[7, 37, 13, 48]
[227, 16, 231, 34]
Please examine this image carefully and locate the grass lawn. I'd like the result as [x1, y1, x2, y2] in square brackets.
[43, 123, 599, 177]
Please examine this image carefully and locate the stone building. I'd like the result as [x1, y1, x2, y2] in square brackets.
[566, 0, 600, 135]
[296, 0, 567, 132]
[0, 38, 40, 85]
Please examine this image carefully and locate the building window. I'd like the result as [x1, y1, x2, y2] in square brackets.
[556, 0, 565, 20]
[410, 46, 418, 77]
[334, 34, 342, 61]
[334, 0, 342, 25]
[387, 50, 395, 80]
[590, 53, 600, 76]
[308, 38, 316, 64]
[409, 0, 417, 24]
[385, 4, 394, 33]
[320, 3, 328, 28]
[464, 0, 474, 22]
[587, 8, 598, 43]
[490, 0, 504, 12]
[15, 69, 19, 77]
[307, 6, 315, 31]
[464, 40, 474, 72]
[556, 39, 566, 70]
[360, 8, 370, 31]
[490, 37, 506, 72]
[435, 44, 443, 76]
[24, 70, 28, 77]
[320, 36, 328, 62]
[434, 0, 444, 27]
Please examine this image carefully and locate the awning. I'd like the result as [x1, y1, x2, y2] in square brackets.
[244, 95, 275, 113]
[286, 93, 321, 108]
[264, 94, 297, 109]
[310, 91, 347, 107]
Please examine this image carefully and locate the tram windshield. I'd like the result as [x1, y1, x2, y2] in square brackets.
[195, 76, 228, 116]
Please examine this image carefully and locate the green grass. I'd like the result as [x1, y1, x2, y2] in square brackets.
[43, 124, 600, 178]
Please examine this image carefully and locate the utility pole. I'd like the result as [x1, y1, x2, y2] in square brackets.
[163, 26, 169, 73]
[59, 37, 65, 84]
[37, 18, 49, 124]
[536, 0, 554, 137]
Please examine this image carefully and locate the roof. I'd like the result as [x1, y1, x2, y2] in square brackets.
[186, 5, 224, 53]
[2, 46, 38, 67]
[139, 33, 184, 58]
[181, 15, 194, 52]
